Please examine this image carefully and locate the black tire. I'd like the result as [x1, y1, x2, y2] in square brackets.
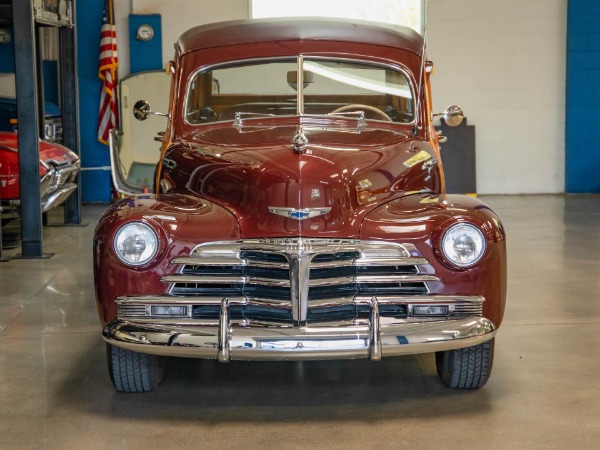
[435, 338, 494, 389]
[107, 344, 165, 393]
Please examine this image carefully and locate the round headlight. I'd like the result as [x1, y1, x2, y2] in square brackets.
[441, 222, 486, 267]
[114, 222, 158, 266]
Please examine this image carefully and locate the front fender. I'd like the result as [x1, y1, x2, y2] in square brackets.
[360, 193, 507, 327]
[93, 194, 240, 325]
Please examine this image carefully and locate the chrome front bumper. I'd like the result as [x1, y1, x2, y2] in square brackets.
[103, 301, 496, 362]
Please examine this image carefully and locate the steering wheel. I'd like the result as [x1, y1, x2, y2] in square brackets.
[331, 104, 392, 122]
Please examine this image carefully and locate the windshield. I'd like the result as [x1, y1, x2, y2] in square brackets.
[185, 57, 414, 124]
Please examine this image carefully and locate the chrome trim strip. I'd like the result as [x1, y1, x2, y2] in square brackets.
[102, 316, 496, 361]
[171, 256, 290, 270]
[353, 274, 440, 283]
[186, 239, 420, 259]
[161, 274, 291, 287]
[354, 257, 429, 266]
[161, 275, 247, 284]
[172, 256, 429, 269]
[244, 298, 291, 307]
[116, 294, 484, 308]
[243, 261, 290, 269]
[306, 297, 357, 307]
[246, 277, 290, 286]
[308, 274, 440, 287]
[353, 295, 484, 304]
[185, 238, 429, 266]
[171, 257, 246, 266]
[116, 295, 248, 305]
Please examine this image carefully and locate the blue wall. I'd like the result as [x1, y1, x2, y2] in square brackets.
[76, 0, 112, 202]
[129, 14, 163, 73]
[566, 0, 600, 193]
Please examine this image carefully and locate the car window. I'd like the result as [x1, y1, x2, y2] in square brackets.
[185, 58, 414, 124]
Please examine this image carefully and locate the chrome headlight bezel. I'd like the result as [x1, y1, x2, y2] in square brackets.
[439, 221, 487, 269]
[113, 221, 159, 267]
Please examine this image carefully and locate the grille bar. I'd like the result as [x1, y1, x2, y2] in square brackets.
[161, 275, 246, 284]
[172, 256, 290, 270]
[172, 258, 429, 271]
[185, 240, 414, 258]
[161, 274, 291, 287]
[353, 257, 429, 267]
[172, 257, 245, 266]
[306, 274, 439, 287]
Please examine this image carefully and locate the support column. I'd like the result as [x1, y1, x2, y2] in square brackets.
[12, 0, 43, 257]
[60, 19, 82, 224]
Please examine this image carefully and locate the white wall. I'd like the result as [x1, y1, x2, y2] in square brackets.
[114, 0, 250, 77]
[427, 0, 567, 194]
[0, 74, 15, 97]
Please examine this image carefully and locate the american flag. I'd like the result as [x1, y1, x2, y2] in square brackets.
[97, 0, 118, 145]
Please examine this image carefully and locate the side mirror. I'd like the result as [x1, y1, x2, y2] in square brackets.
[434, 105, 464, 127]
[133, 99, 169, 121]
[133, 100, 151, 121]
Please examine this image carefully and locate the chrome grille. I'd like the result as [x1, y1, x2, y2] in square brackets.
[111, 239, 485, 324]
[164, 239, 436, 303]
[156, 239, 446, 323]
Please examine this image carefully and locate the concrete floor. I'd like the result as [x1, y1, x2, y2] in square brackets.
[1, 195, 599, 449]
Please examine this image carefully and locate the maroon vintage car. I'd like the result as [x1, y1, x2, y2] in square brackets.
[94, 18, 507, 392]
[0, 131, 79, 225]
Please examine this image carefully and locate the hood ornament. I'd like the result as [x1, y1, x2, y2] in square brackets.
[269, 206, 331, 221]
[292, 127, 308, 153]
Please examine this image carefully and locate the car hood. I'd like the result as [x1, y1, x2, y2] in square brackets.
[164, 122, 441, 238]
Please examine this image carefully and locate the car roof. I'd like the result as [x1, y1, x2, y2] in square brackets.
[176, 17, 424, 57]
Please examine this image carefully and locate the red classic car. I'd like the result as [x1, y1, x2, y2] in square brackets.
[94, 18, 507, 392]
[0, 131, 79, 224]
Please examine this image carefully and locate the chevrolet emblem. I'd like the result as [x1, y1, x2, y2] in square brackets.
[268, 206, 331, 220]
